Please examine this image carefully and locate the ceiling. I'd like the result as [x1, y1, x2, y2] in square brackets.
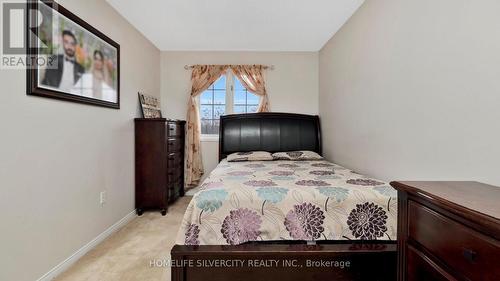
[106, 0, 364, 52]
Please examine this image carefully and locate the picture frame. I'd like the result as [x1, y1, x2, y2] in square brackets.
[138, 92, 162, 118]
[26, 0, 120, 109]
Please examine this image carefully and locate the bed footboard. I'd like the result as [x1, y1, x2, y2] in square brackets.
[171, 242, 396, 281]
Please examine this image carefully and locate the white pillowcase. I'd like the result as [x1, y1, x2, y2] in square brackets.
[227, 151, 274, 162]
[272, 151, 323, 161]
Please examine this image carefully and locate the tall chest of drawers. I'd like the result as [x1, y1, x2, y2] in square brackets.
[391, 181, 500, 281]
[135, 118, 185, 216]
[135, 118, 168, 216]
[166, 119, 185, 203]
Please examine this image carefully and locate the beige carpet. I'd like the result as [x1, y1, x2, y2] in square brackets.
[56, 196, 191, 281]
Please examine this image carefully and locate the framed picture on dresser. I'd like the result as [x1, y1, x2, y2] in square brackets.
[26, 0, 120, 109]
[138, 92, 162, 118]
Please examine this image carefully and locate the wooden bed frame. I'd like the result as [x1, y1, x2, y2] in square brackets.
[171, 113, 397, 281]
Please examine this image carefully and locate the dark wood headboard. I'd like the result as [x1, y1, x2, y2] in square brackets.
[218, 112, 321, 162]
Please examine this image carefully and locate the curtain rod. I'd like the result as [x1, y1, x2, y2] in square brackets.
[184, 64, 275, 70]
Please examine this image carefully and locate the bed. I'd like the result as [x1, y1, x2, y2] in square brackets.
[171, 113, 397, 281]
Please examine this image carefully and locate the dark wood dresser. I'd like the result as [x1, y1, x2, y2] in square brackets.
[135, 118, 185, 216]
[391, 181, 500, 281]
[166, 119, 186, 202]
[135, 118, 168, 216]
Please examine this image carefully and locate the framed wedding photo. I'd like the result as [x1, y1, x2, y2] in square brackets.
[26, 0, 120, 109]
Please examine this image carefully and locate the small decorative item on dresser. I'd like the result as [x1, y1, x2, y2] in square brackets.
[138, 92, 162, 118]
[390, 181, 500, 281]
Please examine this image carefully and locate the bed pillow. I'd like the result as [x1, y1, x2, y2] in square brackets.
[272, 151, 323, 161]
[227, 151, 274, 162]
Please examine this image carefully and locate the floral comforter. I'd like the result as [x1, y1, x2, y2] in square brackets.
[176, 159, 397, 245]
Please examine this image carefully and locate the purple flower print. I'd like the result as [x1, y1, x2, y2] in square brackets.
[295, 180, 330, 187]
[277, 163, 300, 168]
[227, 171, 254, 176]
[347, 202, 388, 240]
[269, 170, 295, 176]
[245, 163, 266, 168]
[200, 181, 225, 189]
[309, 170, 335, 176]
[347, 179, 384, 186]
[184, 224, 200, 245]
[311, 163, 334, 168]
[284, 203, 325, 240]
[221, 208, 262, 245]
[243, 180, 277, 187]
[286, 151, 304, 158]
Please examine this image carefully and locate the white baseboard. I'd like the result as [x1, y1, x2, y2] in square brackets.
[36, 210, 137, 281]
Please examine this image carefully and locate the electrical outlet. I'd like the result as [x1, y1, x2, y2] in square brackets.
[100, 191, 106, 206]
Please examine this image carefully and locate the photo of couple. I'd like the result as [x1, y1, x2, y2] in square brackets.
[33, 1, 120, 107]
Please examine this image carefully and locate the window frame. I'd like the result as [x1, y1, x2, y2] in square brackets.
[199, 71, 259, 140]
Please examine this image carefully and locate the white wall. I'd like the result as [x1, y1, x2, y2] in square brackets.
[0, 1, 160, 280]
[319, 0, 500, 185]
[161, 51, 319, 180]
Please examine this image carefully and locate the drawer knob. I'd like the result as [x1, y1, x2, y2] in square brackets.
[462, 248, 477, 263]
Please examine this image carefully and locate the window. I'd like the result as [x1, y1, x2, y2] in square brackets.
[200, 72, 259, 136]
[200, 75, 227, 135]
[233, 78, 259, 114]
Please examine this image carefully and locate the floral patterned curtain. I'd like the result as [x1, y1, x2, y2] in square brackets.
[230, 65, 270, 112]
[186, 65, 228, 187]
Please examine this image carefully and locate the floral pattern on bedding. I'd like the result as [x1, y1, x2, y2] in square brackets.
[176, 159, 397, 245]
